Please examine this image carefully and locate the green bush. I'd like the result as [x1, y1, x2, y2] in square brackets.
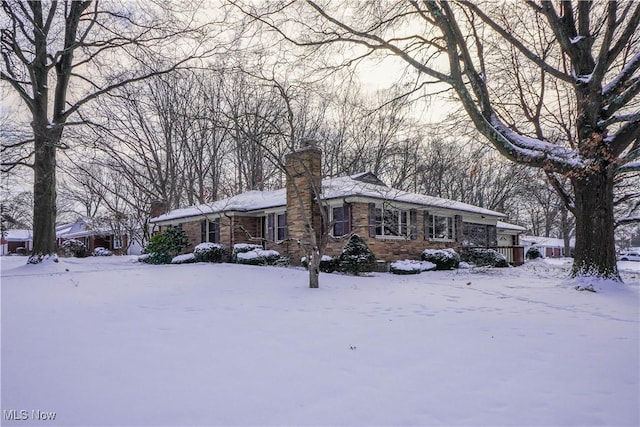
[461, 247, 509, 268]
[232, 243, 264, 263]
[194, 242, 226, 263]
[171, 253, 196, 264]
[143, 227, 189, 265]
[526, 247, 542, 260]
[389, 260, 422, 275]
[301, 255, 337, 273]
[421, 248, 460, 270]
[336, 234, 377, 275]
[60, 239, 89, 258]
[235, 248, 281, 265]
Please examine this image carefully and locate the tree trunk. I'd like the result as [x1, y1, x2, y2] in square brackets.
[560, 207, 572, 257]
[571, 170, 620, 281]
[28, 131, 58, 263]
[308, 248, 320, 289]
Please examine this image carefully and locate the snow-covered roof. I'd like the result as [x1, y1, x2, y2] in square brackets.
[56, 218, 115, 239]
[520, 235, 575, 248]
[496, 221, 527, 232]
[2, 229, 32, 242]
[321, 175, 505, 217]
[151, 173, 505, 223]
[151, 188, 287, 223]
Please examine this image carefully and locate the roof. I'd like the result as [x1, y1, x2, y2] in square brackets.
[496, 221, 527, 232]
[2, 229, 32, 242]
[520, 235, 575, 248]
[56, 218, 115, 239]
[151, 188, 287, 223]
[151, 173, 506, 223]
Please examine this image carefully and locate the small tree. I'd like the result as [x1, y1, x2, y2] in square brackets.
[143, 228, 189, 265]
[335, 234, 377, 275]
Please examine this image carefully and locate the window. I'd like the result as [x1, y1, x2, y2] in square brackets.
[425, 213, 454, 240]
[113, 236, 122, 249]
[208, 219, 220, 243]
[332, 205, 351, 237]
[462, 223, 488, 246]
[201, 219, 220, 244]
[371, 205, 410, 237]
[267, 212, 288, 241]
[277, 212, 288, 241]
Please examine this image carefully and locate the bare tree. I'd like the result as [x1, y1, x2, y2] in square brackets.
[236, 0, 640, 282]
[1, 0, 217, 263]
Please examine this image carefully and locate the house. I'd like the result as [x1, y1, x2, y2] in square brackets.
[56, 218, 137, 255]
[150, 145, 525, 265]
[0, 229, 33, 255]
[495, 221, 527, 264]
[520, 235, 575, 258]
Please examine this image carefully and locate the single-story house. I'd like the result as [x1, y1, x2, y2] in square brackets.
[56, 218, 137, 255]
[150, 145, 525, 265]
[1, 229, 33, 255]
[520, 235, 575, 258]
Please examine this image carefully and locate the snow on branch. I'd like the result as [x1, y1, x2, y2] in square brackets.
[616, 216, 640, 227]
[488, 115, 584, 172]
[603, 52, 640, 98]
[618, 160, 640, 173]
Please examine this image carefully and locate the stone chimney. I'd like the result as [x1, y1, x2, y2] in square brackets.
[285, 140, 322, 253]
[150, 200, 168, 219]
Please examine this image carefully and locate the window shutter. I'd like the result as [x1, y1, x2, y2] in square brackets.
[345, 203, 352, 234]
[213, 219, 220, 244]
[454, 215, 463, 243]
[368, 203, 376, 237]
[487, 224, 497, 246]
[267, 214, 275, 241]
[410, 209, 418, 240]
[284, 212, 288, 239]
[200, 220, 207, 243]
[423, 211, 429, 240]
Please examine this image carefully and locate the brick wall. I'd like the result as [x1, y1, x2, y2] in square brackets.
[322, 202, 458, 262]
[181, 221, 202, 253]
[233, 216, 262, 245]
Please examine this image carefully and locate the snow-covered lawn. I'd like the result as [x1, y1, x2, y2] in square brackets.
[1, 256, 638, 426]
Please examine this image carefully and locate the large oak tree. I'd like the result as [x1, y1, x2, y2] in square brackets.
[239, 0, 640, 281]
[1, 0, 217, 263]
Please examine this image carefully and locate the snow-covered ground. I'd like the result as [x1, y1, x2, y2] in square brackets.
[1, 256, 638, 426]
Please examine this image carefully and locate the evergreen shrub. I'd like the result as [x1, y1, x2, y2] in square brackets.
[194, 242, 226, 263]
[336, 234, 377, 275]
[235, 248, 281, 266]
[461, 247, 509, 268]
[61, 239, 89, 258]
[301, 255, 337, 273]
[421, 248, 460, 270]
[232, 243, 264, 263]
[526, 247, 543, 260]
[143, 227, 189, 264]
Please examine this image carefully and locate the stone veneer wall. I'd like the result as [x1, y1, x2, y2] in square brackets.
[284, 146, 323, 262]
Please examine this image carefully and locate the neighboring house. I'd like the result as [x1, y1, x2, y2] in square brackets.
[495, 221, 527, 265]
[150, 145, 525, 265]
[56, 218, 132, 254]
[0, 229, 33, 255]
[520, 235, 575, 258]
